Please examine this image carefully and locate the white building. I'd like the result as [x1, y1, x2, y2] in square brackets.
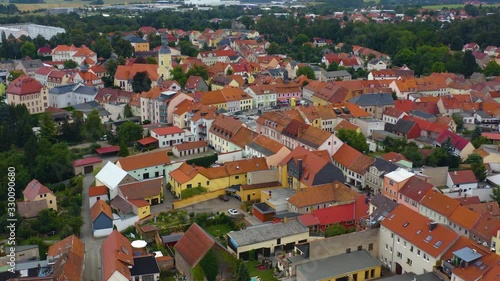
[446, 170, 478, 195]
[150, 126, 193, 148]
[0, 23, 65, 39]
[48, 83, 98, 108]
[379, 205, 459, 275]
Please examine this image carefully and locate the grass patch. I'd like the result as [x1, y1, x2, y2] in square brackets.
[205, 224, 232, 237]
[145, 210, 189, 233]
[245, 261, 278, 281]
[181, 186, 208, 199]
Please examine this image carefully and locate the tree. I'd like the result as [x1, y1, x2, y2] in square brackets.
[20, 41, 36, 58]
[131, 71, 152, 93]
[8, 70, 24, 81]
[492, 186, 500, 206]
[463, 50, 480, 77]
[452, 113, 464, 132]
[296, 66, 315, 80]
[293, 34, 310, 46]
[38, 112, 57, 142]
[91, 37, 113, 59]
[337, 129, 369, 153]
[239, 16, 254, 29]
[466, 153, 487, 182]
[431, 62, 446, 73]
[118, 141, 129, 157]
[124, 104, 133, 118]
[483, 61, 500, 77]
[327, 62, 339, 71]
[236, 262, 250, 281]
[267, 42, 281, 55]
[146, 56, 158, 64]
[199, 249, 218, 281]
[63, 60, 78, 69]
[81, 110, 105, 142]
[116, 121, 142, 145]
[187, 65, 209, 80]
[171, 65, 188, 88]
[450, 36, 464, 51]
[325, 224, 347, 237]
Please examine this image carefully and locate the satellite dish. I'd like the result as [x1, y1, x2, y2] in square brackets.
[131, 240, 147, 248]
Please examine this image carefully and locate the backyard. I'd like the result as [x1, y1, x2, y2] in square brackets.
[205, 224, 233, 237]
[245, 261, 279, 281]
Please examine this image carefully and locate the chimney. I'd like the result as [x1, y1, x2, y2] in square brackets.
[297, 159, 303, 179]
[429, 222, 438, 231]
[454, 171, 458, 176]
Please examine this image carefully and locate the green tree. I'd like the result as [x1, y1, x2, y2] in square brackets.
[325, 224, 347, 237]
[483, 61, 500, 77]
[111, 34, 134, 58]
[63, 60, 78, 69]
[236, 262, 250, 281]
[492, 186, 500, 205]
[146, 56, 158, 64]
[337, 129, 369, 153]
[239, 16, 254, 29]
[124, 104, 133, 118]
[91, 37, 113, 59]
[8, 70, 24, 81]
[132, 71, 152, 93]
[171, 65, 188, 87]
[199, 249, 218, 281]
[296, 66, 315, 79]
[116, 121, 143, 145]
[450, 36, 464, 51]
[267, 42, 281, 55]
[81, 109, 105, 142]
[38, 112, 57, 142]
[20, 41, 36, 58]
[431, 62, 446, 73]
[187, 65, 209, 80]
[327, 62, 339, 71]
[293, 34, 310, 46]
[463, 50, 480, 77]
[452, 113, 464, 131]
[118, 141, 129, 157]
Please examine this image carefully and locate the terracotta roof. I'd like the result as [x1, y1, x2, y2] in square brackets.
[436, 130, 470, 151]
[419, 189, 461, 218]
[115, 64, 159, 81]
[117, 151, 170, 171]
[381, 205, 459, 258]
[23, 179, 53, 201]
[298, 214, 320, 226]
[200, 89, 227, 105]
[151, 126, 184, 136]
[398, 176, 433, 202]
[454, 196, 481, 206]
[48, 235, 85, 281]
[448, 170, 477, 184]
[288, 181, 359, 208]
[72, 157, 102, 167]
[174, 223, 216, 268]
[448, 205, 481, 229]
[89, 185, 108, 197]
[17, 200, 48, 218]
[128, 199, 149, 208]
[332, 144, 374, 174]
[209, 115, 244, 140]
[173, 140, 208, 151]
[381, 152, 408, 163]
[96, 146, 120, 154]
[90, 199, 113, 222]
[119, 177, 162, 200]
[230, 126, 257, 148]
[7, 75, 43, 96]
[470, 213, 500, 241]
[297, 125, 332, 149]
[198, 166, 229, 180]
[248, 134, 286, 154]
[102, 230, 134, 280]
[137, 136, 158, 146]
[225, 157, 268, 175]
[169, 163, 203, 184]
[467, 202, 500, 217]
[334, 120, 359, 132]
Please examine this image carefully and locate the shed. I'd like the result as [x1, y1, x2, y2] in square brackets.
[72, 156, 102, 175]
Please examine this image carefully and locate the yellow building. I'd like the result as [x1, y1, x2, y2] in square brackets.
[23, 179, 58, 211]
[238, 182, 282, 203]
[157, 44, 172, 81]
[118, 177, 163, 206]
[6, 75, 49, 115]
[169, 163, 210, 198]
[493, 229, 500, 255]
[132, 42, 150, 53]
[129, 199, 151, 219]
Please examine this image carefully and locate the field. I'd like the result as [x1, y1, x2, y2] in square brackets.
[422, 3, 500, 9]
[10, 0, 151, 11]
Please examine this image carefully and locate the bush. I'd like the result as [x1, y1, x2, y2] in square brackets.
[186, 154, 217, 168]
[181, 186, 207, 199]
[167, 151, 173, 156]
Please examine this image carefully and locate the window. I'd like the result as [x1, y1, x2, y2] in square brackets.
[155, 171, 160, 177]
[346, 248, 351, 253]
[390, 246, 392, 253]
[235, 176, 239, 179]
[407, 258, 412, 266]
[369, 243, 373, 251]
[404, 241, 407, 247]
[417, 250, 421, 256]
[397, 237, 400, 243]
[385, 244, 388, 250]
[358, 245, 363, 251]
[187, 184, 192, 189]
[397, 252, 402, 258]
[410, 246, 413, 252]
[207, 181, 210, 186]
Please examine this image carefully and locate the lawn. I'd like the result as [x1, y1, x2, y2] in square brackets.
[205, 224, 233, 237]
[245, 261, 279, 281]
[145, 210, 190, 233]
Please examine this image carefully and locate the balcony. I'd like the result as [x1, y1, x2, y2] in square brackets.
[199, 131, 207, 136]
[199, 124, 206, 128]
[433, 266, 451, 281]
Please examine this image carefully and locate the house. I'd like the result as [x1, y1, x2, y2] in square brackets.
[287, 181, 361, 214]
[114, 64, 158, 92]
[446, 170, 478, 194]
[332, 144, 375, 188]
[319, 69, 352, 82]
[397, 176, 434, 212]
[172, 140, 208, 157]
[118, 177, 163, 205]
[150, 126, 188, 148]
[296, 251, 382, 281]
[435, 130, 475, 160]
[381, 152, 412, 168]
[208, 114, 245, 153]
[333, 119, 360, 135]
[88, 185, 109, 209]
[382, 107, 408, 125]
[469, 213, 500, 249]
[6, 75, 49, 114]
[102, 230, 134, 281]
[37, 235, 85, 281]
[37, 46, 52, 57]
[463, 43, 480, 52]
[382, 168, 415, 202]
[139, 87, 193, 124]
[244, 134, 291, 169]
[348, 93, 395, 119]
[447, 205, 481, 236]
[419, 189, 460, 225]
[51, 44, 97, 65]
[385, 119, 421, 139]
[278, 146, 345, 190]
[184, 75, 208, 92]
[366, 158, 399, 194]
[90, 199, 113, 234]
[72, 156, 102, 175]
[15, 59, 45, 77]
[367, 58, 388, 71]
[115, 150, 171, 181]
[95, 161, 137, 199]
[125, 35, 150, 53]
[23, 179, 57, 211]
[130, 255, 160, 281]
[174, 223, 235, 281]
[379, 205, 460, 275]
[226, 219, 309, 260]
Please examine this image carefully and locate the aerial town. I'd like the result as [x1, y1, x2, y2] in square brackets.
[0, 0, 500, 281]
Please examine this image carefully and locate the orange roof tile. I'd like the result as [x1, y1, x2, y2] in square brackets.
[448, 205, 481, 229]
[224, 157, 268, 175]
[287, 181, 359, 208]
[90, 199, 113, 221]
[117, 151, 170, 171]
[102, 230, 134, 280]
[334, 120, 359, 132]
[419, 189, 461, 218]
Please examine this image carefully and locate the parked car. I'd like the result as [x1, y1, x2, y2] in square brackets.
[219, 195, 229, 202]
[228, 209, 239, 216]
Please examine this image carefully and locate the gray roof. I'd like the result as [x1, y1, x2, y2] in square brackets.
[409, 110, 435, 120]
[228, 219, 308, 247]
[453, 247, 483, 262]
[253, 202, 275, 214]
[321, 70, 351, 78]
[387, 119, 417, 134]
[372, 158, 399, 176]
[246, 142, 274, 156]
[18, 59, 44, 70]
[49, 84, 77, 95]
[111, 195, 133, 214]
[377, 273, 416, 281]
[348, 93, 394, 106]
[296, 250, 382, 281]
[369, 194, 398, 226]
[414, 272, 445, 281]
[125, 35, 147, 43]
[73, 84, 98, 96]
[73, 101, 111, 116]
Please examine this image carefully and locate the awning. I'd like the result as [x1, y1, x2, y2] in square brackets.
[95, 146, 120, 155]
[137, 136, 158, 146]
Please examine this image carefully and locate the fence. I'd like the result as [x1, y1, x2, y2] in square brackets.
[172, 189, 226, 209]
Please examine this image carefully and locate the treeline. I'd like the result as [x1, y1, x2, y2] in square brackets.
[0, 4, 19, 13]
[9, 0, 44, 3]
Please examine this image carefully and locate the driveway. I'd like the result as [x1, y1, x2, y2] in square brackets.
[81, 173, 105, 281]
[179, 196, 243, 215]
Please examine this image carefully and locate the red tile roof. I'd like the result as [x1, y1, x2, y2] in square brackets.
[298, 214, 320, 227]
[173, 140, 208, 151]
[174, 223, 216, 268]
[137, 136, 158, 146]
[102, 230, 134, 280]
[6, 75, 43, 96]
[420, 189, 461, 218]
[151, 126, 184, 136]
[448, 205, 481, 229]
[95, 146, 120, 154]
[72, 157, 102, 167]
[448, 170, 477, 184]
[454, 196, 481, 206]
[436, 130, 470, 151]
[89, 185, 108, 197]
[287, 182, 359, 209]
[48, 235, 85, 281]
[398, 176, 433, 202]
[117, 150, 170, 171]
[90, 199, 113, 222]
[381, 205, 459, 258]
[23, 179, 53, 201]
[119, 177, 162, 200]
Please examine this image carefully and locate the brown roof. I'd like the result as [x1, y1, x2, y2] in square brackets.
[448, 170, 477, 184]
[115, 64, 159, 81]
[200, 89, 227, 105]
[470, 213, 500, 241]
[102, 230, 134, 280]
[249, 134, 286, 154]
[119, 177, 162, 200]
[298, 126, 333, 148]
[173, 140, 208, 151]
[240, 181, 282, 190]
[89, 185, 108, 197]
[198, 166, 228, 179]
[224, 157, 269, 175]
[230, 126, 257, 148]
[332, 144, 374, 174]
[419, 189, 461, 218]
[174, 223, 216, 268]
[467, 201, 500, 217]
[209, 114, 244, 140]
[333, 120, 359, 132]
[17, 200, 48, 218]
[449, 205, 481, 229]
[48, 235, 85, 281]
[287, 181, 359, 208]
[23, 179, 53, 201]
[398, 176, 433, 202]
[90, 199, 113, 221]
[454, 196, 481, 206]
[169, 163, 204, 184]
[381, 205, 459, 258]
[117, 151, 170, 171]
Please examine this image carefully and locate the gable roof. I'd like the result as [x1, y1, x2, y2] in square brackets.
[436, 130, 471, 151]
[89, 185, 108, 197]
[23, 179, 53, 201]
[348, 93, 395, 106]
[151, 126, 184, 136]
[90, 199, 113, 222]
[225, 157, 269, 175]
[246, 134, 287, 156]
[389, 118, 418, 135]
[381, 205, 459, 258]
[17, 200, 48, 218]
[398, 176, 434, 202]
[118, 177, 162, 200]
[95, 161, 129, 190]
[419, 189, 461, 218]
[448, 205, 481, 229]
[117, 151, 170, 171]
[448, 170, 477, 184]
[174, 223, 216, 268]
[287, 181, 359, 208]
[102, 230, 134, 280]
[332, 144, 374, 174]
[48, 235, 85, 281]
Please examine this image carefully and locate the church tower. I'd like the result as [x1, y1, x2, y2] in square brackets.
[157, 38, 172, 81]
